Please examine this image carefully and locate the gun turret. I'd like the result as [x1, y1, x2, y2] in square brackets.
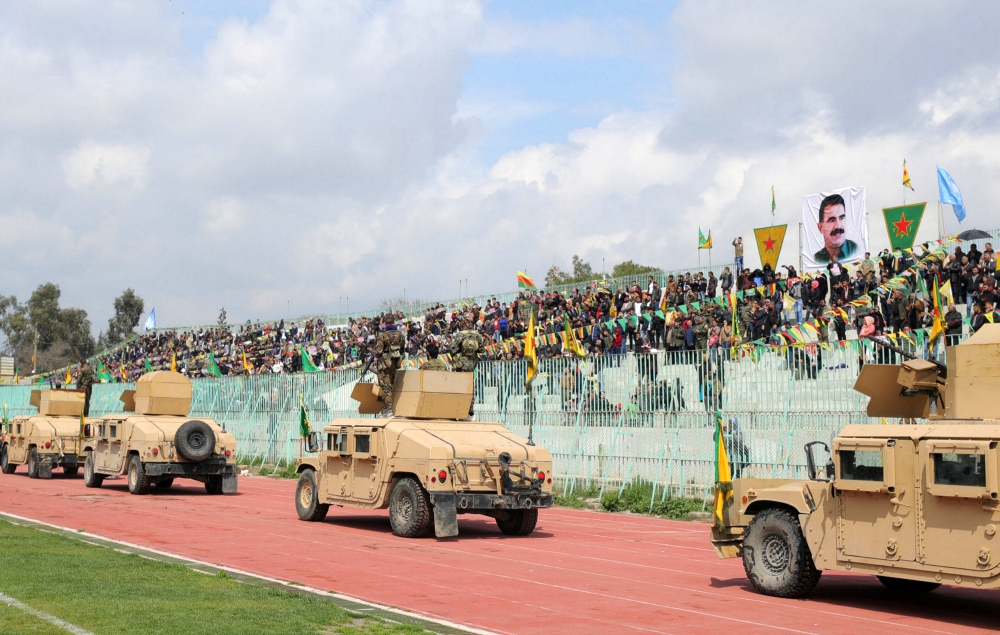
[855, 324, 1000, 420]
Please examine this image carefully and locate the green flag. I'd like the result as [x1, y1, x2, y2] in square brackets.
[882, 203, 926, 250]
[300, 346, 320, 373]
[96, 361, 114, 383]
[207, 352, 222, 377]
[144, 358, 153, 373]
[299, 401, 311, 438]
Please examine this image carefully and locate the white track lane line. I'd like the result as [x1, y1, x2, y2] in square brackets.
[0, 592, 95, 635]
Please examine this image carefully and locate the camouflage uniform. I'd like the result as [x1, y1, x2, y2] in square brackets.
[693, 319, 709, 350]
[373, 326, 406, 413]
[78, 362, 95, 416]
[451, 322, 484, 417]
[450, 329, 484, 372]
[419, 357, 449, 371]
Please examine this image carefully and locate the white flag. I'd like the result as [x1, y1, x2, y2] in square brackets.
[144, 308, 157, 331]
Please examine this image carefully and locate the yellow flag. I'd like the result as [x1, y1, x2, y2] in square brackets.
[170, 354, 177, 372]
[524, 309, 538, 388]
[903, 159, 914, 191]
[563, 316, 586, 358]
[939, 280, 954, 305]
[64, 369, 73, 386]
[713, 412, 733, 530]
[929, 279, 944, 342]
[753, 224, 787, 270]
[242, 350, 252, 374]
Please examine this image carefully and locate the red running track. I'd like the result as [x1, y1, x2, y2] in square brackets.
[1, 472, 998, 635]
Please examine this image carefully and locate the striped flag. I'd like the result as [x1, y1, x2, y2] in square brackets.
[517, 271, 537, 290]
[524, 309, 538, 388]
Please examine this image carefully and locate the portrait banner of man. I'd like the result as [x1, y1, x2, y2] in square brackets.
[801, 186, 868, 270]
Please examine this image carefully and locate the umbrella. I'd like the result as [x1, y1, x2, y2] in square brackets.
[957, 229, 992, 240]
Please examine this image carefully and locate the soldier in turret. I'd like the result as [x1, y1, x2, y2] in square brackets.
[419, 341, 448, 371]
[77, 359, 94, 416]
[373, 314, 406, 417]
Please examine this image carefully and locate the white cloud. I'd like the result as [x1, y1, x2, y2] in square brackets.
[201, 197, 245, 233]
[3, 0, 1000, 334]
[62, 142, 150, 190]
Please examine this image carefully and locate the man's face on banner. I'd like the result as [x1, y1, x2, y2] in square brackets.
[818, 203, 847, 251]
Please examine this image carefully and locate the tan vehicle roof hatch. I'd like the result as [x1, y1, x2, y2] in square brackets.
[28, 389, 85, 417]
[351, 370, 473, 420]
[133, 371, 192, 416]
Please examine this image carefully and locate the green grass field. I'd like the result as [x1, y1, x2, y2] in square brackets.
[0, 520, 431, 635]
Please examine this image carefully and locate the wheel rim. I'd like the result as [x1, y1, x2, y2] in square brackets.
[28, 453, 35, 472]
[395, 490, 413, 522]
[760, 533, 791, 574]
[129, 463, 136, 488]
[189, 431, 207, 451]
[299, 480, 313, 508]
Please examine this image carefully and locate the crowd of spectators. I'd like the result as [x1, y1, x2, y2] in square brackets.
[69, 241, 998, 383]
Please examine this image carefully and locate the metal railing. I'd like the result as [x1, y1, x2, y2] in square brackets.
[0, 337, 949, 499]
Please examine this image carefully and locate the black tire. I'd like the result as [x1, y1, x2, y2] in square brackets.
[295, 469, 329, 521]
[175, 420, 216, 462]
[877, 576, 941, 593]
[83, 453, 104, 488]
[0, 445, 15, 474]
[63, 466, 79, 477]
[205, 476, 224, 495]
[742, 507, 821, 598]
[27, 447, 39, 479]
[127, 455, 150, 495]
[388, 477, 432, 538]
[154, 479, 174, 489]
[496, 508, 539, 536]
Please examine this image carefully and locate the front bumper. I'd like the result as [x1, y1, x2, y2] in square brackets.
[430, 491, 553, 512]
[36, 453, 83, 478]
[144, 459, 236, 478]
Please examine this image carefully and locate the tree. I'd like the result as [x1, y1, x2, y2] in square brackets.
[0, 284, 95, 369]
[611, 260, 659, 278]
[103, 289, 145, 348]
[545, 256, 600, 287]
[218, 308, 227, 325]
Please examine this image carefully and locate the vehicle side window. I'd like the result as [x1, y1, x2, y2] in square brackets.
[16, 424, 21, 434]
[355, 434, 370, 454]
[110, 425, 117, 439]
[98, 424, 106, 437]
[840, 450, 883, 482]
[330, 428, 348, 453]
[933, 453, 986, 488]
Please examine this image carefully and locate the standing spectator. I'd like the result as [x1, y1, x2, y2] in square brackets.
[944, 303, 963, 346]
[720, 267, 733, 296]
[732, 237, 744, 273]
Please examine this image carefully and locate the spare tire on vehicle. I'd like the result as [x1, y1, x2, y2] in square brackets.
[175, 420, 216, 462]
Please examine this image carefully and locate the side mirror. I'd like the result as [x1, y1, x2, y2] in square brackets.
[804, 441, 834, 482]
[83, 424, 95, 438]
[305, 431, 321, 454]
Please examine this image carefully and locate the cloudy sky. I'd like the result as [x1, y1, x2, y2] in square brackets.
[2, 0, 999, 331]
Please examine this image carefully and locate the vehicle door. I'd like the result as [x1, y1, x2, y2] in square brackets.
[834, 438, 917, 564]
[918, 440, 999, 571]
[350, 427, 380, 504]
[9, 420, 26, 463]
[324, 426, 352, 499]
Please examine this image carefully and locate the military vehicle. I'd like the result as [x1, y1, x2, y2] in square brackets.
[0, 389, 90, 478]
[295, 370, 553, 538]
[711, 325, 1000, 597]
[81, 371, 238, 495]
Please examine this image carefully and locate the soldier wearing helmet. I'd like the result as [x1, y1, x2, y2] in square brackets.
[373, 313, 406, 417]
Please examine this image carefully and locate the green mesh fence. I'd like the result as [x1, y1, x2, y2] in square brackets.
[0, 343, 923, 497]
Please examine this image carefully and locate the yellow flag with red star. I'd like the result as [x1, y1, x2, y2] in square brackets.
[753, 224, 787, 270]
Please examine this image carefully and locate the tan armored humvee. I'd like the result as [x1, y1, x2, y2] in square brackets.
[295, 370, 553, 538]
[712, 325, 1000, 597]
[82, 371, 238, 495]
[0, 389, 90, 478]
